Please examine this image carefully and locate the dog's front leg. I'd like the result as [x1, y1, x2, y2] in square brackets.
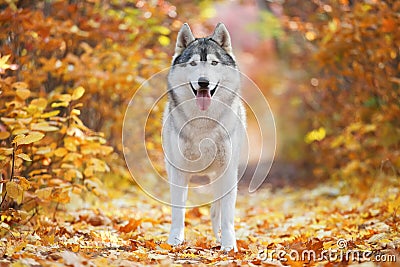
[168, 167, 188, 246]
[219, 167, 238, 252]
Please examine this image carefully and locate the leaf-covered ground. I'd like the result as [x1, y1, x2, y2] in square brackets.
[1, 176, 399, 266]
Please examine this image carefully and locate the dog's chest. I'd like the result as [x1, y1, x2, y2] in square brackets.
[179, 122, 231, 171]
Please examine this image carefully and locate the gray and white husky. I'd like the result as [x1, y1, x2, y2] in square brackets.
[162, 23, 246, 252]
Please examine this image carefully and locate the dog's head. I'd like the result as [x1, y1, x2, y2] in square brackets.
[168, 23, 239, 111]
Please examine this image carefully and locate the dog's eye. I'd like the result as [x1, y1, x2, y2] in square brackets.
[190, 61, 197, 66]
[211, 61, 218, 66]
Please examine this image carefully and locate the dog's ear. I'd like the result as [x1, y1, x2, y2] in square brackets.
[175, 23, 195, 56]
[211, 23, 232, 54]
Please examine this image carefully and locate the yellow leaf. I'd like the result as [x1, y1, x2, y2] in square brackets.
[63, 152, 82, 162]
[14, 132, 45, 146]
[51, 101, 69, 108]
[54, 147, 68, 157]
[153, 25, 171, 35]
[30, 98, 48, 110]
[35, 146, 52, 155]
[64, 169, 83, 181]
[13, 134, 26, 144]
[31, 122, 58, 132]
[305, 127, 326, 144]
[347, 122, 362, 133]
[35, 187, 53, 201]
[0, 148, 13, 155]
[17, 118, 32, 124]
[72, 86, 85, 100]
[84, 177, 103, 190]
[61, 163, 75, 169]
[0, 54, 11, 69]
[330, 135, 344, 148]
[59, 94, 72, 102]
[9, 241, 28, 255]
[64, 137, 77, 152]
[12, 128, 29, 135]
[0, 131, 10, 140]
[88, 158, 110, 172]
[48, 178, 65, 186]
[40, 110, 60, 119]
[158, 35, 170, 46]
[12, 82, 28, 90]
[84, 166, 95, 177]
[71, 109, 81, 116]
[1, 117, 15, 124]
[52, 187, 70, 203]
[15, 88, 30, 100]
[14, 176, 31, 190]
[17, 153, 32, 161]
[72, 185, 84, 195]
[6, 181, 23, 204]
[362, 124, 376, 133]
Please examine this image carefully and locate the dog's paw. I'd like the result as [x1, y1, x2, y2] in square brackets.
[221, 229, 237, 252]
[167, 228, 184, 246]
[220, 245, 238, 252]
[167, 236, 184, 246]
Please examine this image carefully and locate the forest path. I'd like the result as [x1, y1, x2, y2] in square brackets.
[2, 175, 398, 266]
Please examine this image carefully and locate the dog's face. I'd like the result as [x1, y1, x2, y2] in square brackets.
[168, 23, 239, 111]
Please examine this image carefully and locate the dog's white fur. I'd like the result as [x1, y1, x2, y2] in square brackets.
[162, 23, 246, 252]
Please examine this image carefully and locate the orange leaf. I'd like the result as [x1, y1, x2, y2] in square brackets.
[159, 243, 172, 250]
[119, 218, 141, 233]
[12, 82, 28, 90]
[15, 88, 30, 100]
[0, 131, 10, 140]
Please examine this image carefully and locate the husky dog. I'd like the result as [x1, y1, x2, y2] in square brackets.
[162, 23, 246, 252]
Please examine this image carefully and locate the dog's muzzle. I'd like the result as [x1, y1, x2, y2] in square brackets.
[190, 80, 219, 97]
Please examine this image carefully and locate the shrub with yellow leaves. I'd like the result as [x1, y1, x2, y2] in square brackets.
[1, 54, 112, 211]
[283, 1, 400, 180]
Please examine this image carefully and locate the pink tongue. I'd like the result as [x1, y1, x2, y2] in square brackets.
[196, 90, 211, 111]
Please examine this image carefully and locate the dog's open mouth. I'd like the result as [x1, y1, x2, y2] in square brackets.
[190, 81, 219, 111]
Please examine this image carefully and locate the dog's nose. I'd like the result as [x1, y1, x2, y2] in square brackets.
[198, 77, 209, 88]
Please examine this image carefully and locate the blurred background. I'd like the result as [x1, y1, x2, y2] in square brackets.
[0, 0, 399, 211]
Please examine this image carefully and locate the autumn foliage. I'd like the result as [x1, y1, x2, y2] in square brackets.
[0, 1, 187, 212]
[284, 1, 400, 180]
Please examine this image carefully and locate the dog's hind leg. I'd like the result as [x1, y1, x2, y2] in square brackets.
[211, 199, 221, 242]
